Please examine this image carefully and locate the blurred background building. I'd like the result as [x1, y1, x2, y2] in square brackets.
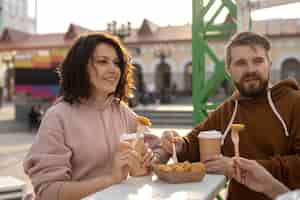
[0, 18, 300, 104]
[0, 0, 37, 33]
[0, 1, 299, 115]
[0, 0, 37, 107]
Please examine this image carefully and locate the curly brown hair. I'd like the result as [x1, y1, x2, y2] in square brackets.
[58, 32, 135, 104]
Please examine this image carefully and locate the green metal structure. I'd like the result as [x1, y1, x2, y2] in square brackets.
[192, 0, 237, 124]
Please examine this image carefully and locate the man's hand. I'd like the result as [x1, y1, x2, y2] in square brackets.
[204, 155, 234, 178]
[161, 130, 184, 155]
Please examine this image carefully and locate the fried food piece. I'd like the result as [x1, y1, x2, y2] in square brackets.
[157, 164, 172, 172]
[231, 123, 245, 132]
[136, 115, 152, 126]
[190, 162, 206, 172]
[231, 123, 245, 157]
[174, 165, 186, 172]
[231, 123, 245, 179]
[176, 161, 191, 172]
[157, 161, 206, 173]
[119, 141, 131, 151]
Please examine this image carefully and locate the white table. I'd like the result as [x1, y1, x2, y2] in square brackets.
[0, 176, 26, 200]
[84, 174, 226, 200]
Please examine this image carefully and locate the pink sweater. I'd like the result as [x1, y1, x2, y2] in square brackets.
[23, 97, 166, 200]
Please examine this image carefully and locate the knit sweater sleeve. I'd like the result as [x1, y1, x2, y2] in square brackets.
[23, 105, 72, 200]
[257, 96, 300, 189]
[177, 108, 222, 163]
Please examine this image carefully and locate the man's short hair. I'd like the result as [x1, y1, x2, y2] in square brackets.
[225, 31, 271, 67]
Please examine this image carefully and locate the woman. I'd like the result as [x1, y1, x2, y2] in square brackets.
[232, 157, 291, 199]
[23, 32, 163, 200]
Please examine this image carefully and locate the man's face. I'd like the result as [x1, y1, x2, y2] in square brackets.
[227, 45, 271, 97]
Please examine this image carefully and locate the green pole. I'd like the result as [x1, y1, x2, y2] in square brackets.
[192, 0, 237, 124]
[192, 0, 205, 124]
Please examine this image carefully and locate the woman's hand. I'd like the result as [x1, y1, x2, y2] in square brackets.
[111, 149, 140, 183]
[161, 130, 184, 155]
[142, 144, 155, 168]
[232, 157, 289, 199]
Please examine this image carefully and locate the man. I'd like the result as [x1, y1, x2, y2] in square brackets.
[161, 32, 300, 200]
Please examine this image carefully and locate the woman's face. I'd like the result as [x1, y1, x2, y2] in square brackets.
[88, 43, 122, 98]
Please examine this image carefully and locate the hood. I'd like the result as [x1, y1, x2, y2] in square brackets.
[221, 78, 298, 145]
[229, 78, 299, 102]
[54, 95, 116, 111]
[269, 78, 299, 99]
[87, 95, 115, 110]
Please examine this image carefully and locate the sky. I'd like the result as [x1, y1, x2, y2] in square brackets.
[27, 0, 300, 34]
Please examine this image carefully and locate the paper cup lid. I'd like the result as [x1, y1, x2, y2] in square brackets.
[198, 130, 222, 139]
[276, 190, 300, 200]
[120, 133, 143, 141]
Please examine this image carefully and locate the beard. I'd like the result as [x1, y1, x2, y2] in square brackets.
[234, 72, 269, 97]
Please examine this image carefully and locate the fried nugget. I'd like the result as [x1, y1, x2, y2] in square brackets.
[190, 162, 206, 172]
[136, 115, 152, 126]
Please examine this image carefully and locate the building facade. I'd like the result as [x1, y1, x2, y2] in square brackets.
[0, 0, 36, 33]
[0, 0, 36, 101]
[0, 18, 299, 101]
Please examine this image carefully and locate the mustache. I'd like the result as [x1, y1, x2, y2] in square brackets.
[241, 72, 261, 81]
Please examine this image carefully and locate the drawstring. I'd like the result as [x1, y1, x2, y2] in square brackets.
[221, 100, 238, 146]
[222, 90, 289, 146]
[267, 90, 289, 136]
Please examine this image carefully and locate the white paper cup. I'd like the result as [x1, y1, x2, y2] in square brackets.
[198, 130, 222, 162]
[120, 133, 144, 142]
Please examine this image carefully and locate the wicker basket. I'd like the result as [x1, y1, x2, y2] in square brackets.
[153, 163, 206, 184]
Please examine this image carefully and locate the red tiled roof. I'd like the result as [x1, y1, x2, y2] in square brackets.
[137, 19, 159, 36]
[253, 18, 300, 36]
[0, 23, 91, 51]
[125, 24, 191, 44]
[64, 23, 91, 39]
[0, 32, 72, 51]
[0, 28, 31, 42]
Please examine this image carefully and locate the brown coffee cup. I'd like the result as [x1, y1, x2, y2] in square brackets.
[130, 136, 149, 177]
[198, 130, 222, 162]
[120, 133, 149, 176]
